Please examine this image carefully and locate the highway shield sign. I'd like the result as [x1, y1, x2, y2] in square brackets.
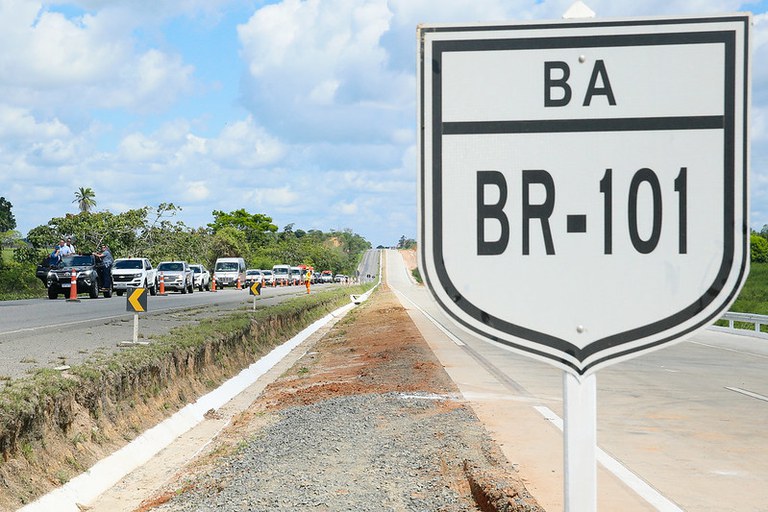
[417, 15, 750, 375]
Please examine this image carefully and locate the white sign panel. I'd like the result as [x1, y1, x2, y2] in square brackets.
[418, 15, 750, 376]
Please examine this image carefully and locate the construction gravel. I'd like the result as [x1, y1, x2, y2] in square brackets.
[156, 392, 498, 512]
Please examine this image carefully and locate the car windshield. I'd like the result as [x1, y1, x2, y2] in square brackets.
[215, 262, 239, 272]
[191, 266, 201, 273]
[60, 255, 93, 267]
[262, 271, 272, 276]
[247, 270, 260, 275]
[114, 260, 142, 270]
[158, 262, 183, 272]
[274, 268, 288, 276]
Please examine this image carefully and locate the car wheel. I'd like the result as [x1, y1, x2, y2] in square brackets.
[181, 284, 187, 294]
[89, 280, 99, 299]
[47, 287, 58, 300]
[103, 289, 112, 298]
[149, 279, 157, 296]
[116, 290, 124, 296]
[189, 280, 194, 294]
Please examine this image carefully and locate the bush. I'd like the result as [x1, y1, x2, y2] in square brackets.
[0, 261, 44, 300]
[751, 233, 768, 263]
[13, 245, 43, 265]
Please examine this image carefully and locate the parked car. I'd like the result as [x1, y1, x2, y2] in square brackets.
[334, 274, 348, 283]
[213, 257, 246, 288]
[45, 254, 112, 299]
[261, 269, 275, 286]
[320, 270, 333, 284]
[189, 264, 210, 291]
[244, 269, 263, 288]
[111, 257, 158, 296]
[272, 264, 290, 285]
[156, 261, 194, 294]
[289, 266, 303, 285]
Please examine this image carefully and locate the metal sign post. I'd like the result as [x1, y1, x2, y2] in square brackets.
[121, 287, 149, 347]
[418, 13, 749, 510]
[249, 281, 262, 311]
[563, 373, 597, 511]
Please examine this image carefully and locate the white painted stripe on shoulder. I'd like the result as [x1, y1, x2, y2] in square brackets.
[533, 405, 683, 512]
[725, 386, 768, 402]
[391, 288, 465, 346]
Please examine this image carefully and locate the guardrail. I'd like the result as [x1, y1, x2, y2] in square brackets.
[715, 312, 768, 337]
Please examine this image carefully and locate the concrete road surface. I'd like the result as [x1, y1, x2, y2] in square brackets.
[385, 249, 768, 512]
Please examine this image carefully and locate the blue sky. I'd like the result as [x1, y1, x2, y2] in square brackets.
[0, 0, 766, 248]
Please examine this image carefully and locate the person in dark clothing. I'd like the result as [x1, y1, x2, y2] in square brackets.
[93, 244, 114, 289]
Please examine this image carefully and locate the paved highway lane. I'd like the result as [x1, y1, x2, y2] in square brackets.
[385, 249, 768, 511]
[356, 249, 380, 283]
[0, 284, 340, 382]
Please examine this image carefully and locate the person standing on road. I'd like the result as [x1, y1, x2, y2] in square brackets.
[305, 269, 312, 294]
[93, 243, 114, 290]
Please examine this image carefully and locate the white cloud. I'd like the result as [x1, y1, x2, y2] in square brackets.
[209, 116, 286, 168]
[335, 200, 359, 215]
[0, 104, 71, 140]
[118, 133, 164, 162]
[237, 0, 413, 143]
[185, 181, 210, 201]
[0, 1, 193, 113]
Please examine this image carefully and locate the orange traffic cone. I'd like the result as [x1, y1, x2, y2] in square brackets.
[236, 276, 242, 290]
[158, 272, 167, 295]
[67, 268, 80, 302]
[211, 274, 217, 292]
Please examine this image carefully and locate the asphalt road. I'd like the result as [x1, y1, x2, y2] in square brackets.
[385, 249, 768, 512]
[0, 251, 379, 383]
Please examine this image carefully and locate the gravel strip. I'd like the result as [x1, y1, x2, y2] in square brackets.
[155, 392, 498, 512]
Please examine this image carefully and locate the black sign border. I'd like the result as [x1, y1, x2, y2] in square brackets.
[419, 16, 750, 374]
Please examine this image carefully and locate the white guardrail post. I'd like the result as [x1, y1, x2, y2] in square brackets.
[717, 312, 768, 337]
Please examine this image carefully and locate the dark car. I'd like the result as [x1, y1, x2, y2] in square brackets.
[45, 254, 112, 299]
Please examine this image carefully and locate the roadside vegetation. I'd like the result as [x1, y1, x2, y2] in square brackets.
[0, 284, 372, 508]
[0, 193, 371, 301]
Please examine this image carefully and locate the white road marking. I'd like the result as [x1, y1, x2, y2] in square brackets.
[725, 386, 768, 403]
[391, 289, 465, 346]
[533, 406, 684, 512]
[689, 340, 768, 360]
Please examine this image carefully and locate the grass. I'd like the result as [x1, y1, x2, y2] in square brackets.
[728, 262, 768, 314]
[0, 283, 374, 462]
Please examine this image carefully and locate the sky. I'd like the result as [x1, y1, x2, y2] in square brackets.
[0, 0, 766, 248]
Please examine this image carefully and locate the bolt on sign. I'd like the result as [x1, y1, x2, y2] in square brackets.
[417, 15, 750, 376]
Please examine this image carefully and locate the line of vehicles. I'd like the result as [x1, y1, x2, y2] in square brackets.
[37, 255, 351, 300]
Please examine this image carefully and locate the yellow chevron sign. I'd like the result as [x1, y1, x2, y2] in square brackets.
[127, 287, 148, 312]
[249, 282, 262, 296]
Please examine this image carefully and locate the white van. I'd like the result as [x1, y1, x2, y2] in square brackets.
[289, 266, 303, 285]
[272, 264, 290, 285]
[213, 257, 246, 287]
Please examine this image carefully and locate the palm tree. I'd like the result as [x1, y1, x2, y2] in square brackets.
[73, 187, 97, 213]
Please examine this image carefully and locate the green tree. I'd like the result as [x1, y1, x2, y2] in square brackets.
[210, 226, 248, 260]
[397, 235, 416, 250]
[73, 187, 97, 213]
[751, 233, 768, 263]
[208, 209, 277, 246]
[0, 197, 16, 232]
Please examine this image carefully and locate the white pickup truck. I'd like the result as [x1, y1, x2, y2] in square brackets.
[111, 258, 158, 296]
